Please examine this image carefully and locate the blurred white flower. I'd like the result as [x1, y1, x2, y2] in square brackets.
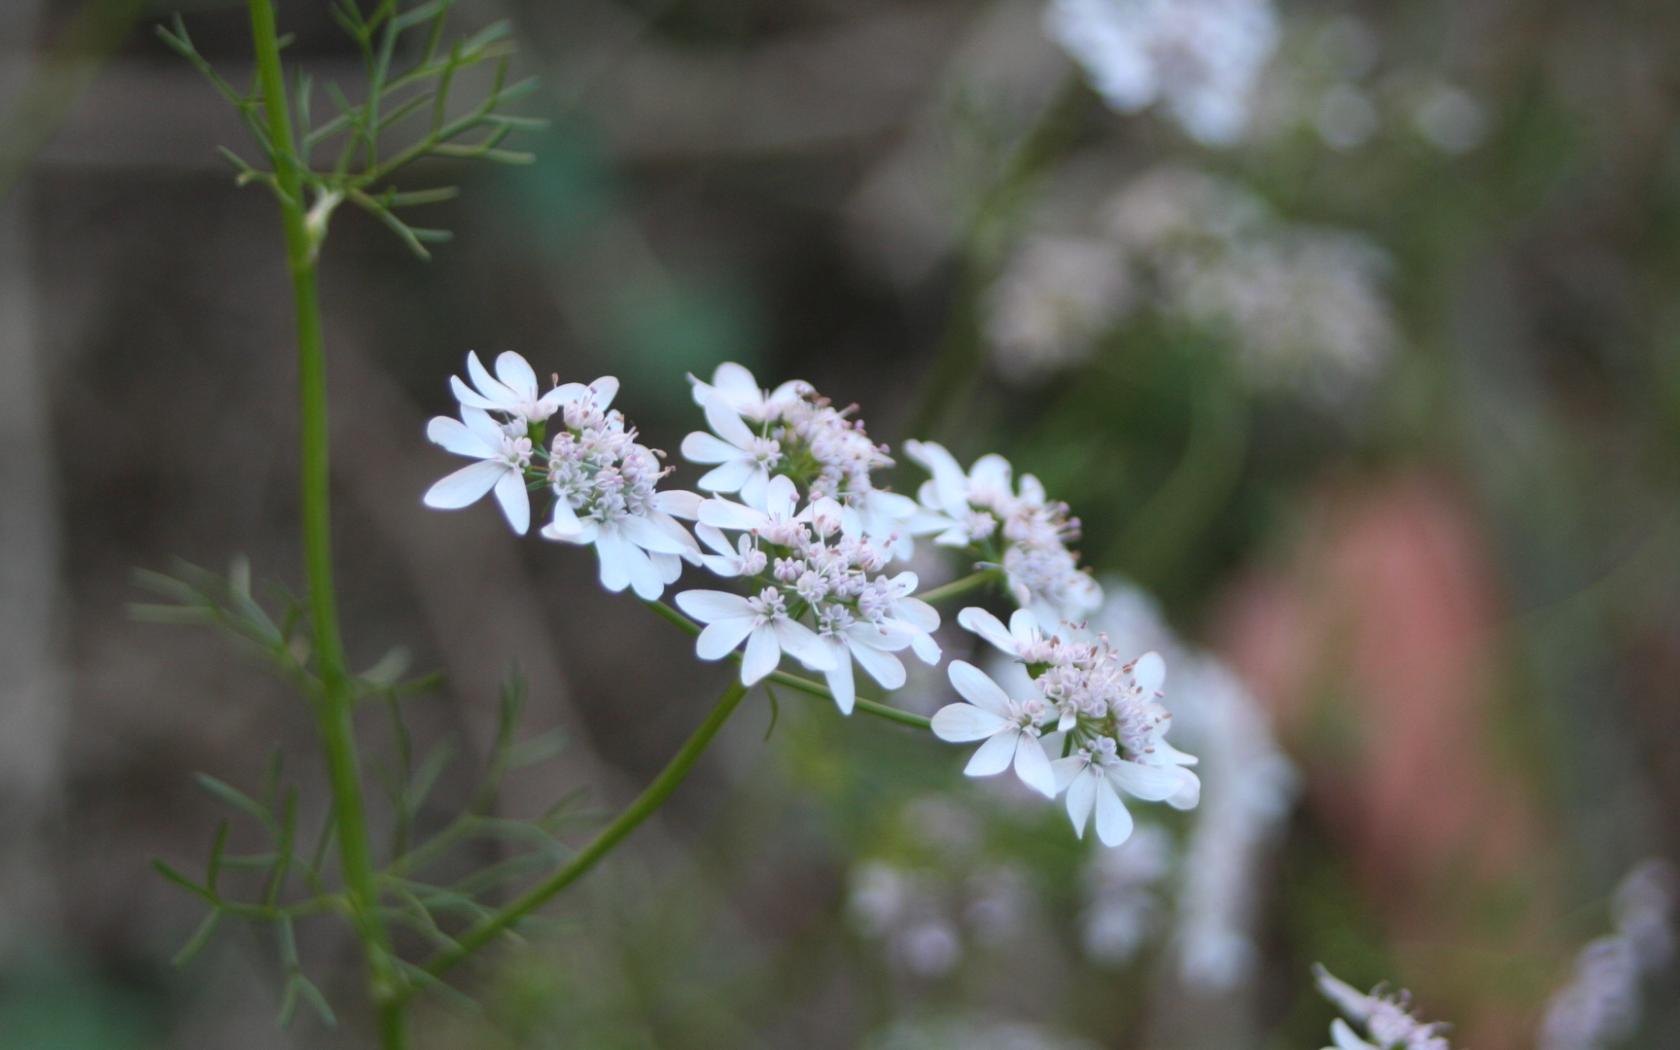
[984, 236, 1131, 385]
[1539, 859, 1677, 1050]
[1314, 965, 1454, 1050]
[1045, 0, 1280, 145]
[1080, 823, 1172, 964]
[422, 406, 535, 535]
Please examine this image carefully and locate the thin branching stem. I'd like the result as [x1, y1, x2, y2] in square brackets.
[410, 679, 753, 989]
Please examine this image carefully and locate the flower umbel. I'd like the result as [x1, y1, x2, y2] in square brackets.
[932, 608, 1198, 845]
[905, 441, 1102, 623]
[423, 352, 700, 599]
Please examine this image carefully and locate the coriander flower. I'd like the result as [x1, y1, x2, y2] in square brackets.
[904, 440, 1101, 622]
[938, 606, 1199, 845]
[422, 405, 536, 534]
[448, 349, 575, 425]
[536, 378, 700, 600]
[681, 398, 785, 509]
[683, 362, 917, 557]
[675, 586, 836, 686]
[689, 361, 813, 423]
[1314, 965, 1452, 1050]
[931, 661, 1058, 798]
[684, 474, 940, 709]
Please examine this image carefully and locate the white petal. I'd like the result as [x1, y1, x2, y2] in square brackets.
[762, 475, 798, 522]
[595, 531, 634, 593]
[903, 439, 968, 514]
[704, 398, 756, 448]
[930, 703, 1009, 742]
[968, 454, 1013, 498]
[674, 589, 753, 623]
[894, 597, 940, 634]
[426, 415, 496, 458]
[423, 459, 505, 509]
[1132, 651, 1166, 695]
[466, 351, 514, 403]
[823, 641, 856, 715]
[547, 498, 582, 537]
[850, 644, 906, 690]
[1093, 779, 1135, 847]
[450, 375, 502, 412]
[681, 431, 739, 465]
[963, 731, 1018, 777]
[698, 459, 755, 493]
[614, 535, 665, 599]
[1329, 1020, 1380, 1050]
[588, 376, 619, 411]
[1008, 609, 1043, 647]
[698, 498, 768, 532]
[909, 631, 942, 665]
[621, 513, 692, 555]
[774, 619, 837, 671]
[695, 616, 755, 660]
[946, 661, 1010, 715]
[461, 406, 505, 445]
[957, 606, 1015, 654]
[740, 468, 771, 510]
[711, 362, 760, 401]
[1107, 759, 1190, 802]
[1061, 765, 1096, 836]
[656, 489, 703, 520]
[494, 350, 538, 398]
[1166, 769, 1201, 811]
[1012, 735, 1057, 798]
[741, 625, 781, 685]
[492, 467, 530, 534]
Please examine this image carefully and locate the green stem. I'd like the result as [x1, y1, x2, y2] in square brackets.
[643, 601, 933, 730]
[247, 2, 403, 1044]
[416, 680, 752, 985]
[915, 569, 998, 606]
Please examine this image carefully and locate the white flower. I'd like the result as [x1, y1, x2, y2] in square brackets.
[689, 361, 813, 423]
[904, 440, 1101, 622]
[1045, 0, 1280, 146]
[532, 378, 699, 599]
[674, 586, 837, 686]
[681, 398, 784, 509]
[684, 362, 911, 555]
[930, 661, 1057, 798]
[1314, 965, 1453, 1050]
[422, 406, 535, 534]
[448, 350, 581, 425]
[1051, 730, 1196, 847]
[957, 606, 1058, 665]
[696, 474, 807, 544]
[816, 571, 941, 715]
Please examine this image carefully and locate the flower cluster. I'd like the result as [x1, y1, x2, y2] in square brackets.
[904, 441, 1101, 623]
[1314, 965, 1452, 1050]
[424, 351, 699, 598]
[931, 606, 1198, 846]
[986, 167, 1397, 406]
[682, 363, 919, 556]
[1045, 0, 1280, 146]
[676, 367, 939, 710]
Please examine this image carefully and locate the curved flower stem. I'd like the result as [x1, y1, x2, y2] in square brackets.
[414, 679, 751, 986]
[247, 1, 402, 1044]
[643, 601, 933, 730]
[915, 569, 1000, 607]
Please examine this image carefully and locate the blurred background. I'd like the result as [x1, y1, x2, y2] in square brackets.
[2, 0, 1679, 1047]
